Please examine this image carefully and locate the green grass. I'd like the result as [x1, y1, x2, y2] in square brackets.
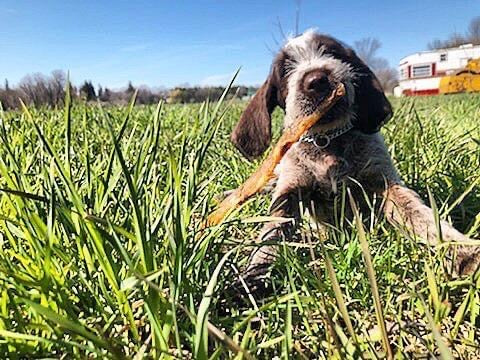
[0, 90, 479, 358]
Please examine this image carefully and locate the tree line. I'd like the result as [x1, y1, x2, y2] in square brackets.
[1, 71, 69, 110]
[428, 16, 480, 50]
[0, 71, 259, 110]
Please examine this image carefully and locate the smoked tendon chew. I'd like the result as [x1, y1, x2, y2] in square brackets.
[207, 83, 346, 226]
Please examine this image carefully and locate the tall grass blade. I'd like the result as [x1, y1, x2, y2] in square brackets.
[348, 190, 393, 359]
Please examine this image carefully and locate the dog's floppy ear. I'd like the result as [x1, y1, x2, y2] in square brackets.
[349, 50, 393, 134]
[230, 75, 278, 160]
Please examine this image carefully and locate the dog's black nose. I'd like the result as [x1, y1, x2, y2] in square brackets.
[303, 70, 331, 96]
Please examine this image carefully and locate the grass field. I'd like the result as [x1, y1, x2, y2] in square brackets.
[0, 89, 479, 359]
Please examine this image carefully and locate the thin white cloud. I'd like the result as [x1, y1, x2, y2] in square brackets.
[200, 71, 237, 86]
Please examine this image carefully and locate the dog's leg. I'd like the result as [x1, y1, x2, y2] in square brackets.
[241, 189, 303, 292]
[234, 151, 314, 295]
[382, 184, 480, 275]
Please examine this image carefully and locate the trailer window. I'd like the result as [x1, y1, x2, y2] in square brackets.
[440, 53, 447, 62]
[412, 64, 432, 78]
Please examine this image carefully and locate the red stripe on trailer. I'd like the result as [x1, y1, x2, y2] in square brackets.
[402, 88, 440, 96]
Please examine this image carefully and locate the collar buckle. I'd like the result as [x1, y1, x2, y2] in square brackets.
[313, 134, 330, 149]
[300, 120, 353, 149]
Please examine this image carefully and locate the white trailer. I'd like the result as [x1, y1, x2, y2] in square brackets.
[395, 44, 480, 96]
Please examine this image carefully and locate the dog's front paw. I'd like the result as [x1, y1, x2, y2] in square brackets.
[455, 246, 480, 276]
[236, 262, 275, 297]
[218, 249, 277, 309]
[216, 263, 274, 315]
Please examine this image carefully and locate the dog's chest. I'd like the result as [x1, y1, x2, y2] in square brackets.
[271, 143, 349, 199]
[304, 147, 350, 192]
[293, 136, 367, 195]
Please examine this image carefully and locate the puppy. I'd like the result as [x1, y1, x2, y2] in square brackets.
[229, 29, 480, 294]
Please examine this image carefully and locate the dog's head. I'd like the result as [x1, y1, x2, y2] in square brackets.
[231, 29, 392, 160]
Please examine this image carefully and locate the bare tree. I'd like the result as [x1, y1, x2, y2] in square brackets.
[427, 39, 446, 50]
[50, 70, 67, 105]
[428, 17, 480, 49]
[0, 78, 20, 109]
[448, 32, 467, 47]
[467, 16, 480, 44]
[353, 38, 398, 93]
[353, 38, 382, 70]
[428, 33, 466, 50]
[16, 70, 68, 107]
[18, 74, 43, 107]
[375, 67, 398, 94]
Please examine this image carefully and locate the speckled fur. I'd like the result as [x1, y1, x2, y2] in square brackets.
[245, 130, 479, 285]
[233, 31, 479, 291]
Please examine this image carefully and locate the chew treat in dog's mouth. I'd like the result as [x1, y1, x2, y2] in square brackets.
[206, 82, 346, 227]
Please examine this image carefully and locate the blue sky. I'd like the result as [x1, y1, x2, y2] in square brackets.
[0, 1, 478, 88]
